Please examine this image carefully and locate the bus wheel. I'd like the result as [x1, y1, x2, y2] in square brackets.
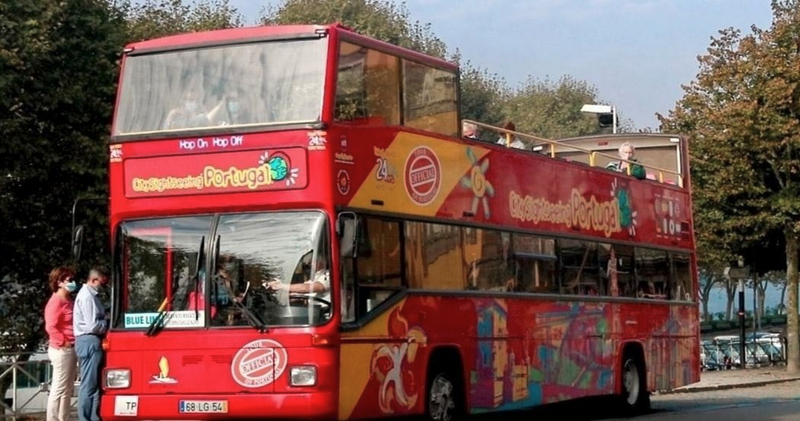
[620, 353, 650, 413]
[426, 369, 463, 421]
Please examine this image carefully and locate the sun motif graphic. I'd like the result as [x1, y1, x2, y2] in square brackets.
[611, 179, 638, 236]
[460, 148, 494, 218]
[258, 151, 300, 186]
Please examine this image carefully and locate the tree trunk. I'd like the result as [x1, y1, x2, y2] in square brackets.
[786, 230, 799, 373]
[781, 282, 788, 314]
[701, 276, 717, 322]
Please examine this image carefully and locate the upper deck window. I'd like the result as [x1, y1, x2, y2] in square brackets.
[334, 41, 457, 137]
[402, 60, 457, 137]
[114, 38, 327, 137]
[335, 42, 400, 126]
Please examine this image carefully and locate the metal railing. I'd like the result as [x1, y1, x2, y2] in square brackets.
[463, 119, 684, 188]
[701, 335, 787, 370]
[0, 352, 75, 420]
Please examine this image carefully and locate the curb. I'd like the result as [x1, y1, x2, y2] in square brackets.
[658, 377, 800, 394]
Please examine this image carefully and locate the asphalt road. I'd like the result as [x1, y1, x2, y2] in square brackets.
[472, 380, 800, 421]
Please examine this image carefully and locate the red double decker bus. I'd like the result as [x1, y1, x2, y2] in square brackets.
[102, 23, 699, 420]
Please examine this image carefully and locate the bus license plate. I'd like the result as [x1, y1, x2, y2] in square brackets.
[179, 400, 228, 414]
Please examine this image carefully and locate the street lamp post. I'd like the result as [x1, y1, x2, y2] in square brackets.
[580, 104, 617, 134]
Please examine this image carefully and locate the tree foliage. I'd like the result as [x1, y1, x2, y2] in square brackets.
[261, 0, 446, 58]
[0, 0, 125, 353]
[456, 56, 508, 136]
[119, 0, 243, 42]
[502, 76, 609, 140]
[660, 0, 800, 372]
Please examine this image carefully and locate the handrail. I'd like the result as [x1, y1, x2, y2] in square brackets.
[0, 351, 75, 420]
[463, 119, 684, 188]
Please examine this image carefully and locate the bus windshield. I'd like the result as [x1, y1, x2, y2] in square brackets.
[115, 212, 332, 330]
[113, 38, 327, 136]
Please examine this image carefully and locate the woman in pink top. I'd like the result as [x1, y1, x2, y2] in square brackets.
[44, 266, 78, 421]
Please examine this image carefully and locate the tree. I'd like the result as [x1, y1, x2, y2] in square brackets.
[456, 56, 508, 141]
[501, 76, 609, 140]
[119, 0, 243, 42]
[0, 0, 125, 351]
[699, 268, 722, 322]
[660, 0, 800, 372]
[260, 0, 446, 58]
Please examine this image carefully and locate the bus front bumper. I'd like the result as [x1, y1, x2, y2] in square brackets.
[101, 391, 337, 420]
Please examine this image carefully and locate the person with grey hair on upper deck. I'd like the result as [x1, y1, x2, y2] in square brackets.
[606, 142, 646, 180]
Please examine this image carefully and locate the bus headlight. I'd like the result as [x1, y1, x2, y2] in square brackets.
[289, 366, 317, 387]
[105, 369, 131, 389]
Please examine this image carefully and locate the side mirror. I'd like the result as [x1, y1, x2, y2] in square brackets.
[72, 225, 85, 262]
[337, 212, 358, 258]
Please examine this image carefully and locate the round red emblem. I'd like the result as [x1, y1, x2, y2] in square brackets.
[231, 339, 287, 388]
[404, 146, 441, 206]
[337, 169, 351, 195]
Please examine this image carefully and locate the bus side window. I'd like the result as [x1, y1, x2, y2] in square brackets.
[635, 248, 668, 299]
[405, 221, 464, 291]
[355, 218, 402, 315]
[671, 253, 692, 301]
[514, 234, 557, 294]
[559, 239, 600, 295]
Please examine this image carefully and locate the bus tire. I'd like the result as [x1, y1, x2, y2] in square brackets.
[425, 351, 465, 421]
[619, 349, 650, 414]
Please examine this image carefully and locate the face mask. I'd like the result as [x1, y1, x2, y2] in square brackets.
[64, 281, 77, 292]
[227, 100, 240, 115]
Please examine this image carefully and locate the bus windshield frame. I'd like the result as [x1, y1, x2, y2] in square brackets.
[113, 211, 333, 331]
[112, 36, 328, 139]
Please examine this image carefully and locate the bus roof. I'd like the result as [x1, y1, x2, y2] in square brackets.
[123, 23, 458, 72]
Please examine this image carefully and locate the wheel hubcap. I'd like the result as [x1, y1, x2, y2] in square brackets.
[429, 374, 456, 421]
[623, 359, 640, 406]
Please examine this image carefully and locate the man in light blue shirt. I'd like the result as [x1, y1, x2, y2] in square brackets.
[73, 267, 109, 421]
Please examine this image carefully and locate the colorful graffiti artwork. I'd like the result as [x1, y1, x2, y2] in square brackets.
[370, 306, 428, 415]
[342, 296, 697, 419]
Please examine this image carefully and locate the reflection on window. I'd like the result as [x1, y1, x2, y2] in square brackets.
[402, 60, 457, 136]
[214, 212, 331, 327]
[514, 234, 557, 293]
[117, 216, 211, 328]
[463, 229, 512, 292]
[405, 221, 463, 290]
[114, 38, 327, 136]
[335, 42, 400, 125]
[599, 243, 635, 298]
[636, 248, 668, 299]
[559, 239, 600, 295]
[671, 253, 693, 301]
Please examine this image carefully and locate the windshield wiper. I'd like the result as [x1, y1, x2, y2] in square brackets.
[212, 235, 267, 333]
[215, 273, 268, 333]
[146, 236, 204, 336]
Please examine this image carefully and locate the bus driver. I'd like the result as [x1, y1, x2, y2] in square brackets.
[265, 258, 330, 303]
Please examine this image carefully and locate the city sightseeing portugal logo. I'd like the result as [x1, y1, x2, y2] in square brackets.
[404, 146, 442, 206]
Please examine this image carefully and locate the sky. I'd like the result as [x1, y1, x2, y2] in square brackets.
[227, 0, 774, 130]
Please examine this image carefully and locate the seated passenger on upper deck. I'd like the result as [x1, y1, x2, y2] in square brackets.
[208, 88, 252, 126]
[463, 121, 479, 140]
[606, 142, 646, 180]
[164, 90, 211, 130]
[496, 120, 526, 149]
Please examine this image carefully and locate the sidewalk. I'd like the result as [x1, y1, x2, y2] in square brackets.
[663, 365, 800, 394]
